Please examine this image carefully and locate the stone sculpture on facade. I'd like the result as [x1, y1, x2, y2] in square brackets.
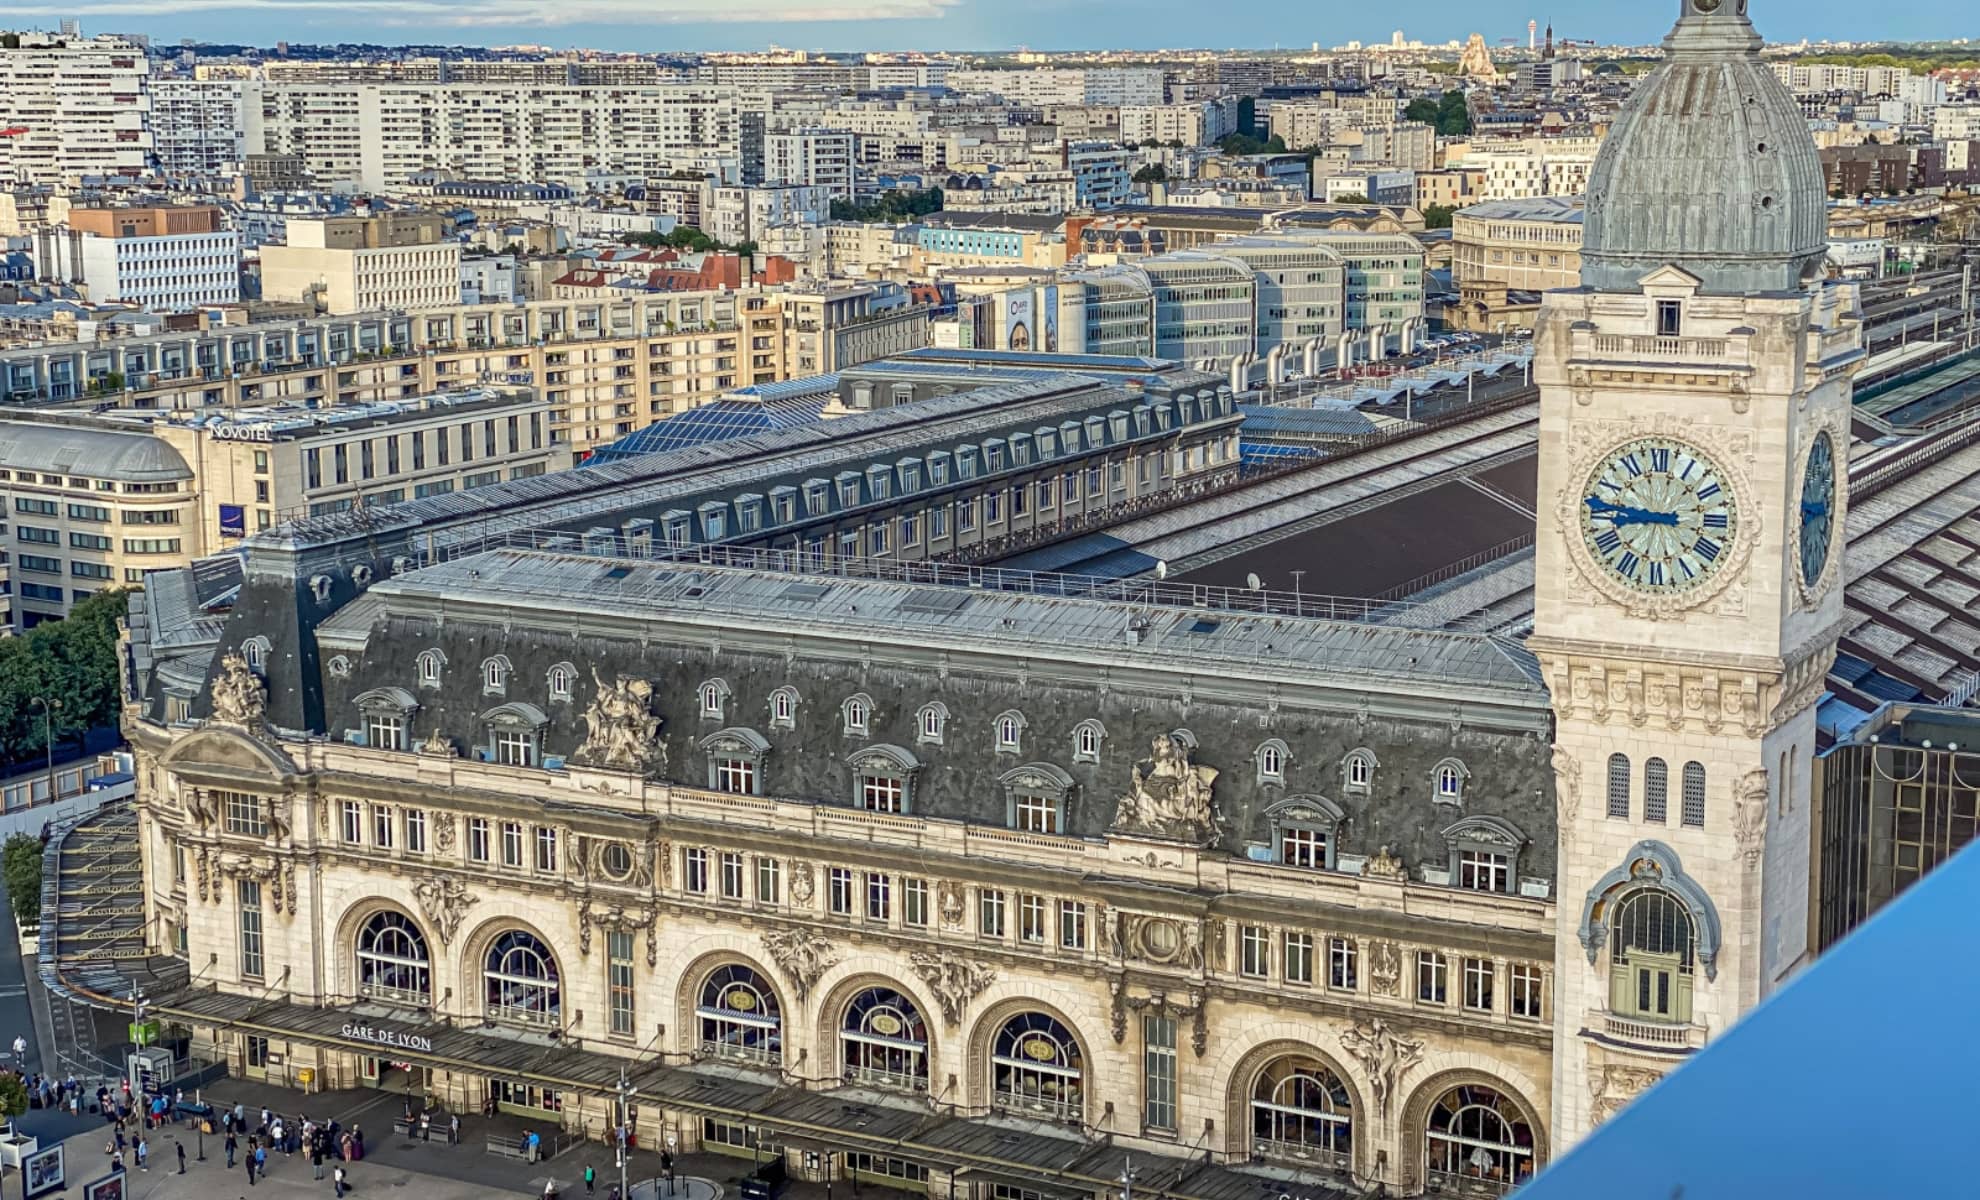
[1733, 768, 1769, 865]
[908, 950, 997, 1025]
[419, 729, 454, 757]
[209, 652, 267, 726]
[1363, 845, 1407, 881]
[1369, 940, 1402, 997]
[1588, 1062, 1664, 1125]
[1339, 1018, 1424, 1118]
[573, 669, 663, 772]
[412, 876, 478, 946]
[763, 927, 840, 1000]
[1111, 735, 1220, 844]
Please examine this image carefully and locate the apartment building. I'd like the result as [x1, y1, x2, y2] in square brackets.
[242, 81, 742, 190]
[0, 293, 790, 457]
[705, 185, 834, 245]
[261, 214, 461, 315]
[1119, 101, 1239, 148]
[149, 79, 248, 176]
[1453, 196, 1585, 292]
[1456, 135, 1603, 201]
[762, 129, 857, 199]
[31, 206, 241, 313]
[1065, 142, 1134, 210]
[947, 66, 1164, 106]
[0, 387, 569, 628]
[767, 285, 931, 376]
[0, 30, 151, 185]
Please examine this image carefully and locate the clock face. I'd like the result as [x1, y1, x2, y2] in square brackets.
[1799, 431, 1836, 589]
[1579, 437, 1739, 595]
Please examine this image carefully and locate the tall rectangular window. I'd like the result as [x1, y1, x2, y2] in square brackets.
[829, 867, 854, 915]
[755, 857, 781, 904]
[341, 801, 362, 845]
[1418, 951, 1448, 1004]
[404, 808, 427, 854]
[903, 877, 929, 927]
[979, 889, 1007, 938]
[372, 805, 394, 850]
[684, 848, 709, 894]
[500, 822, 523, 868]
[1240, 925, 1269, 978]
[1656, 299, 1682, 337]
[1463, 958, 1496, 1012]
[238, 878, 264, 979]
[866, 873, 892, 921]
[608, 929, 636, 1037]
[1058, 900, 1087, 950]
[1018, 894, 1047, 943]
[468, 817, 490, 863]
[222, 792, 267, 837]
[720, 851, 744, 899]
[1328, 937, 1358, 991]
[1510, 963, 1544, 1019]
[1284, 932, 1314, 985]
[1142, 1015, 1178, 1133]
[1643, 758, 1669, 824]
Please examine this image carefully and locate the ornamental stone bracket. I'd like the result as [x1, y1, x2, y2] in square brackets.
[907, 949, 997, 1026]
[1545, 654, 1782, 739]
[1120, 984, 1210, 1057]
[1587, 1060, 1665, 1126]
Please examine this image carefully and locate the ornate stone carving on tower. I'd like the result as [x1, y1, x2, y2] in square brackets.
[907, 950, 998, 1026]
[1111, 735, 1220, 845]
[413, 877, 477, 945]
[209, 652, 266, 726]
[1339, 1018, 1424, 1118]
[1532, 0, 1855, 1152]
[573, 670, 662, 772]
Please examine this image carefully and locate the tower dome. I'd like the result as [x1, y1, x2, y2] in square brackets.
[1579, 0, 1827, 295]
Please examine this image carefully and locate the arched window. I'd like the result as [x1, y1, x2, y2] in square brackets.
[1643, 758, 1668, 824]
[700, 679, 731, 720]
[1342, 748, 1377, 794]
[1255, 739, 1290, 786]
[242, 636, 270, 674]
[481, 655, 511, 695]
[697, 964, 782, 1066]
[356, 911, 430, 1006]
[770, 687, 798, 730]
[547, 663, 575, 703]
[1432, 758, 1469, 804]
[1425, 1085, 1537, 1193]
[1072, 720, 1105, 765]
[994, 710, 1027, 753]
[841, 986, 930, 1092]
[417, 650, 444, 688]
[484, 930, 560, 1027]
[842, 694, 872, 736]
[1251, 1055, 1353, 1167]
[1606, 753, 1632, 819]
[991, 1012, 1083, 1123]
[1609, 888, 1696, 1024]
[916, 702, 948, 746]
[1682, 762, 1706, 827]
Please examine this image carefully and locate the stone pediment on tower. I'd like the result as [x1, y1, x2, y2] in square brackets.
[1636, 265, 1703, 292]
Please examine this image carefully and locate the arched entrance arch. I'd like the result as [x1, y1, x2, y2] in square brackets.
[1400, 1070, 1545, 1196]
[1224, 1040, 1365, 1175]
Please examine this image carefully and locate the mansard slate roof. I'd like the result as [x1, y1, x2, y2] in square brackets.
[298, 550, 1560, 883]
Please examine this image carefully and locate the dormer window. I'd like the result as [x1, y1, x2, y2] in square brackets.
[1433, 758, 1470, 805]
[849, 744, 919, 814]
[1072, 720, 1105, 765]
[1267, 796, 1344, 872]
[1343, 748, 1378, 794]
[480, 702, 549, 768]
[547, 663, 575, 703]
[994, 710, 1027, 753]
[417, 649, 445, 688]
[481, 655, 512, 696]
[1440, 815, 1528, 895]
[1255, 738, 1290, 786]
[843, 693, 873, 737]
[353, 686, 419, 752]
[701, 728, 770, 796]
[242, 636, 270, 675]
[1002, 763, 1075, 835]
[917, 702, 949, 746]
[1657, 299, 1682, 338]
[770, 686, 799, 730]
[700, 678, 732, 720]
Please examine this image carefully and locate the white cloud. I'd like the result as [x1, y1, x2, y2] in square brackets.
[9, 0, 957, 24]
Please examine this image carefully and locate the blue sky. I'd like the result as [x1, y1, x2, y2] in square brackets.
[11, 0, 1973, 54]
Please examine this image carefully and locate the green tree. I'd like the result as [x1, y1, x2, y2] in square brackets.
[732, 240, 759, 259]
[1423, 203, 1458, 229]
[1404, 96, 1441, 125]
[0, 1073, 26, 1120]
[1132, 163, 1169, 184]
[1333, 193, 1371, 204]
[2, 834, 41, 926]
[0, 588, 127, 766]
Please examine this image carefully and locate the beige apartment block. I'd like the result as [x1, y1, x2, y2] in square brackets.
[261, 214, 462, 314]
[1452, 197, 1585, 293]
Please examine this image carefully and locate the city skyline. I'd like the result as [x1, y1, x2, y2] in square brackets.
[6, 0, 1975, 56]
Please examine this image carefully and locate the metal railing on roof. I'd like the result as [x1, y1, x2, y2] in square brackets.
[416, 530, 1505, 631]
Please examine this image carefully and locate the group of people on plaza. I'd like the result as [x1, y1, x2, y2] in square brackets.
[88, 1079, 362, 1196]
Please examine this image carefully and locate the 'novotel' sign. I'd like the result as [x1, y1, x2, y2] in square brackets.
[340, 1022, 434, 1054]
[210, 423, 274, 443]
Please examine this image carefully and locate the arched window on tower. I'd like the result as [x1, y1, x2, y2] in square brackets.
[1643, 758, 1668, 824]
[1606, 753, 1632, 819]
[1609, 888, 1695, 1025]
[1681, 762, 1707, 827]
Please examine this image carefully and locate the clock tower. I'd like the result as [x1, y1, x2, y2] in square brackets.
[1529, 0, 1860, 1143]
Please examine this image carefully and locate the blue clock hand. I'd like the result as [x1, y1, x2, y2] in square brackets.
[1585, 497, 1677, 526]
[1802, 500, 1829, 518]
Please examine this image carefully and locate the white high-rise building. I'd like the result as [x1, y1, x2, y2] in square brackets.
[763, 128, 856, 200]
[0, 29, 151, 185]
[149, 79, 247, 177]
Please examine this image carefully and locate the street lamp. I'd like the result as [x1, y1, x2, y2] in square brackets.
[665, 1131, 678, 1198]
[27, 697, 60, 809]
[612, 1065, 636, 1200]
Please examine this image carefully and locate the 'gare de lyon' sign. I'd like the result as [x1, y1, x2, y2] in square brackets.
[340, 1022, 434, 1054]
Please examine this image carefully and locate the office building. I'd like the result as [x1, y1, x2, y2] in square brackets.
[31, 206, 241, 313]
[261, 214, 462, 315]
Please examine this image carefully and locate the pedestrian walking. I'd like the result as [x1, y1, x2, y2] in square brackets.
[334, 1163, 348, 1198]
[246, 1154, 257, 1187]
[226, 1130, 238, 1168]
[449, 1113, 460, 1145]
[12, 1033, 26, 1066]
[178, 1141, 187, 1173]
[136, 1135, 148, 1171]
[313, 1140, 326, 1180]
[586, 1163, 597, 1195]
[255, 1142, 267, 1177]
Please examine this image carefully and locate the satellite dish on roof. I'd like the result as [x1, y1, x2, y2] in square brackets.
[1155, 560, 1169, 580]
[1246, 573, 1262, 591]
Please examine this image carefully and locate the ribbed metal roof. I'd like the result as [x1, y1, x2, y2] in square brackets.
[0, 420, 193, 482]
